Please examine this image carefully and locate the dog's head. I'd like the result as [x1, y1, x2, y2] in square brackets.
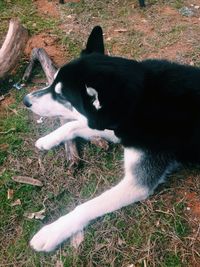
[24, 26, 143, 130]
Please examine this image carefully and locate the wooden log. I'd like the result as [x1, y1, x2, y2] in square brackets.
[0, 19, 28, 79]
[23, 48, 57, 84]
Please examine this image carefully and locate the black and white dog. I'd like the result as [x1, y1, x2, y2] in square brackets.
[24, 26, 200, 252]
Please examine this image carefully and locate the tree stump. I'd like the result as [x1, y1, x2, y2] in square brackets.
[0, 19, 28, 79]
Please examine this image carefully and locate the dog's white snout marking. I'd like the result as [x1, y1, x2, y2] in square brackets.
[55, 82, 62, 94]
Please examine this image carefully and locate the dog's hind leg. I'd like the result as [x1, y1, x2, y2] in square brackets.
[35, 121, 119, 150]
[30, 148, 178, 252]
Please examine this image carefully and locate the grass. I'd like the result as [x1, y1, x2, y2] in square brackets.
[0, 0, 58, 38]
[61, 36, 82, 58]
[0, 89, 30, 165]
[170, 0, 185, 9]
[1, 0, 200, 266]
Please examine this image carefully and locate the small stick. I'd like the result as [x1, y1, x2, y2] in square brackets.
[60, 117, 79, 166]
[12, 175, 43, 187]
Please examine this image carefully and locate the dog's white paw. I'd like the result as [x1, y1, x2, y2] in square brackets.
[30, 211, 85, 252]
[35, 137, 58, 150]
[30, 223, 61, 252]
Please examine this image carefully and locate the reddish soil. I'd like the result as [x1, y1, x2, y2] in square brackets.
[185, 191, 200, 218]
[178, 177, 200, 220]
[33, 0, 60, 18]
[24, 33, 68, 66]
[24, 0, 76, 67]
[33, 0, 80, 18]
[0, 94, 15, 116]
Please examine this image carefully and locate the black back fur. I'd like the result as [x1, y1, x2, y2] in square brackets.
[54, 26, 200, 163]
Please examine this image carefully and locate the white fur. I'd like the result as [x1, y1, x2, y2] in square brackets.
[30, 148, 149, 252]
[31, 93, 69, 117]
[53, 70, 59, 80]
[124, 148, 142, 178]
[27, 92, 82, 120]
[86, 86, 97, 96]
[27, 85, 152, 252]
[35, 121, 119, 150]
[93, 99, 101, 110]
[55, 82, 62, 94]
[86, 85, 102, 110]
[26, 86, 119, 149]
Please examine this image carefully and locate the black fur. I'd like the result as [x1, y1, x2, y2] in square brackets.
[51, 26, 200, 165]
[139, 0, 145, 7]
[25, 25, 200, 165]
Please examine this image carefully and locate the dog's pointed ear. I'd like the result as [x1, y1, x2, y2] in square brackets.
[81, 26, 105, 55]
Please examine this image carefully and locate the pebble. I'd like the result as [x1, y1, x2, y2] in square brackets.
[37, 117, 44, 124]
[179, 7, 194, 17]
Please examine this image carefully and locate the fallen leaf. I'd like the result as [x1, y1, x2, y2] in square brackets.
[11, 199, 21, 206]
[55, 260, 64, 267]
[7, 189, 14, 200]
[24, 208, 46, 220]
[12, 176, 43, 187]
[34, 209, 46, 219]
[114, 28, 128, 33]
[27, 158, 33, 164]
[91, 137, 109, 150]
[0, 144, 9, 150]
[24, 212, 35, 219]
[118, 237, 126, 246]
[0, 95, 5, 101]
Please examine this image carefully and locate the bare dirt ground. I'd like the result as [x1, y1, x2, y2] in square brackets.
[1, 0, 200, 266]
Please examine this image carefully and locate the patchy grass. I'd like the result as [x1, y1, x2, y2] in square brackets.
[0, 89, 30, 164]
[0, 0, 58, 38]
[1, 0, 200, 266]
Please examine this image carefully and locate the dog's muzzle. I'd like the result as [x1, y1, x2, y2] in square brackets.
[23, 95, 32, 108]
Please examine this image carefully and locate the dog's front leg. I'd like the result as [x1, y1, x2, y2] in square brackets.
[35, 121, 83, 150]
[30, 148, 153, 252]
[30, 148, 177, 252]
[35, 121, 119, 150]
[30, 176, 149, 252]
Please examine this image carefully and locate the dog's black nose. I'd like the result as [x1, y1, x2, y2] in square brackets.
[23, 95, 32, 108]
